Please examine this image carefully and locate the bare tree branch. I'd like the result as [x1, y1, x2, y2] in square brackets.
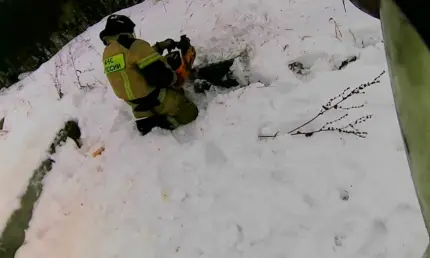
[50, 57, 64, 99]
[68, 43, 97, 90]
[291, 114, 373, 138]
[329, 18, 343, 41]
[68, 45, 84, 89]
[287, 71, 385, 138]
[258, 131, 280, 139]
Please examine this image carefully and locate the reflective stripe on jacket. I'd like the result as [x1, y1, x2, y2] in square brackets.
[102, 39, 163, 102]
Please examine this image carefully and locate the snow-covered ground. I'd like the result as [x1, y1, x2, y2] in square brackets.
[0, 0, 428, 257]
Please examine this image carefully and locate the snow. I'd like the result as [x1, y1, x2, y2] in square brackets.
[0, 0, 428, 257]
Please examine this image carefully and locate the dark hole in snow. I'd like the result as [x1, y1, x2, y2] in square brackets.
[340, 189, 350, 201]
[192, 58, 239, 89]
[288, 61, 311, 76]
[334, 235, 345, 246]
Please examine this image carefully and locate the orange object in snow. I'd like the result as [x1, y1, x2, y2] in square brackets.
[92, 146, 105, 157]
[172, 46, 196, 89]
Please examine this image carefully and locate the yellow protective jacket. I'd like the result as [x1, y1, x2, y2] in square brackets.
[103, 36, 167, 100]
[102, 34, 198, 125]
[103, 35, 177, 118]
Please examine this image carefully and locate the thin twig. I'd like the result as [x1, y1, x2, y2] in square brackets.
[291, 128, 368, 138]
[321, 114, 349, 129]
[69, 45, 84, 89]
[300, 35, 312, 41]
[349, 29, 357, 45]
[162, 0, 167, 12]
[51, 57, 64, 99]
[337, 56, 358, 70]
[185, 0, 194, 15]
[288, 71, 385, 134]
[93, 76, 107, 88]
[237, 86, 247, 99]
[291, 114, 373, 138]
[258, 131, 280, 139]
[336, 103, 365, 110]
[329, 18, 343, 41]
[287, 111, 324, 134]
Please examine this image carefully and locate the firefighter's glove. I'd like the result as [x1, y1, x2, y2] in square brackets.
[163, 38, 178, 53]
[154, 38, 177, 54]
[178, 35, 191, 55]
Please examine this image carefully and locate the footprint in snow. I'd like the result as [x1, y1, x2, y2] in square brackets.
[288, 52, 358, 81]
[339, 189, 350, 201]
[302, 194, 316, 208]
[205, 141, 228, 166]
[357, 218, 389, 255]
[270, 169, 293, 184]
[334, 234, 347, 247]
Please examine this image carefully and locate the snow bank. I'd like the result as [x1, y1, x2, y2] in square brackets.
[0, 0, 427, 257]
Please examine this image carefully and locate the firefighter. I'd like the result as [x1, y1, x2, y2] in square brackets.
[99, 14, 198, 135]
[350, 1, 430, 256]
